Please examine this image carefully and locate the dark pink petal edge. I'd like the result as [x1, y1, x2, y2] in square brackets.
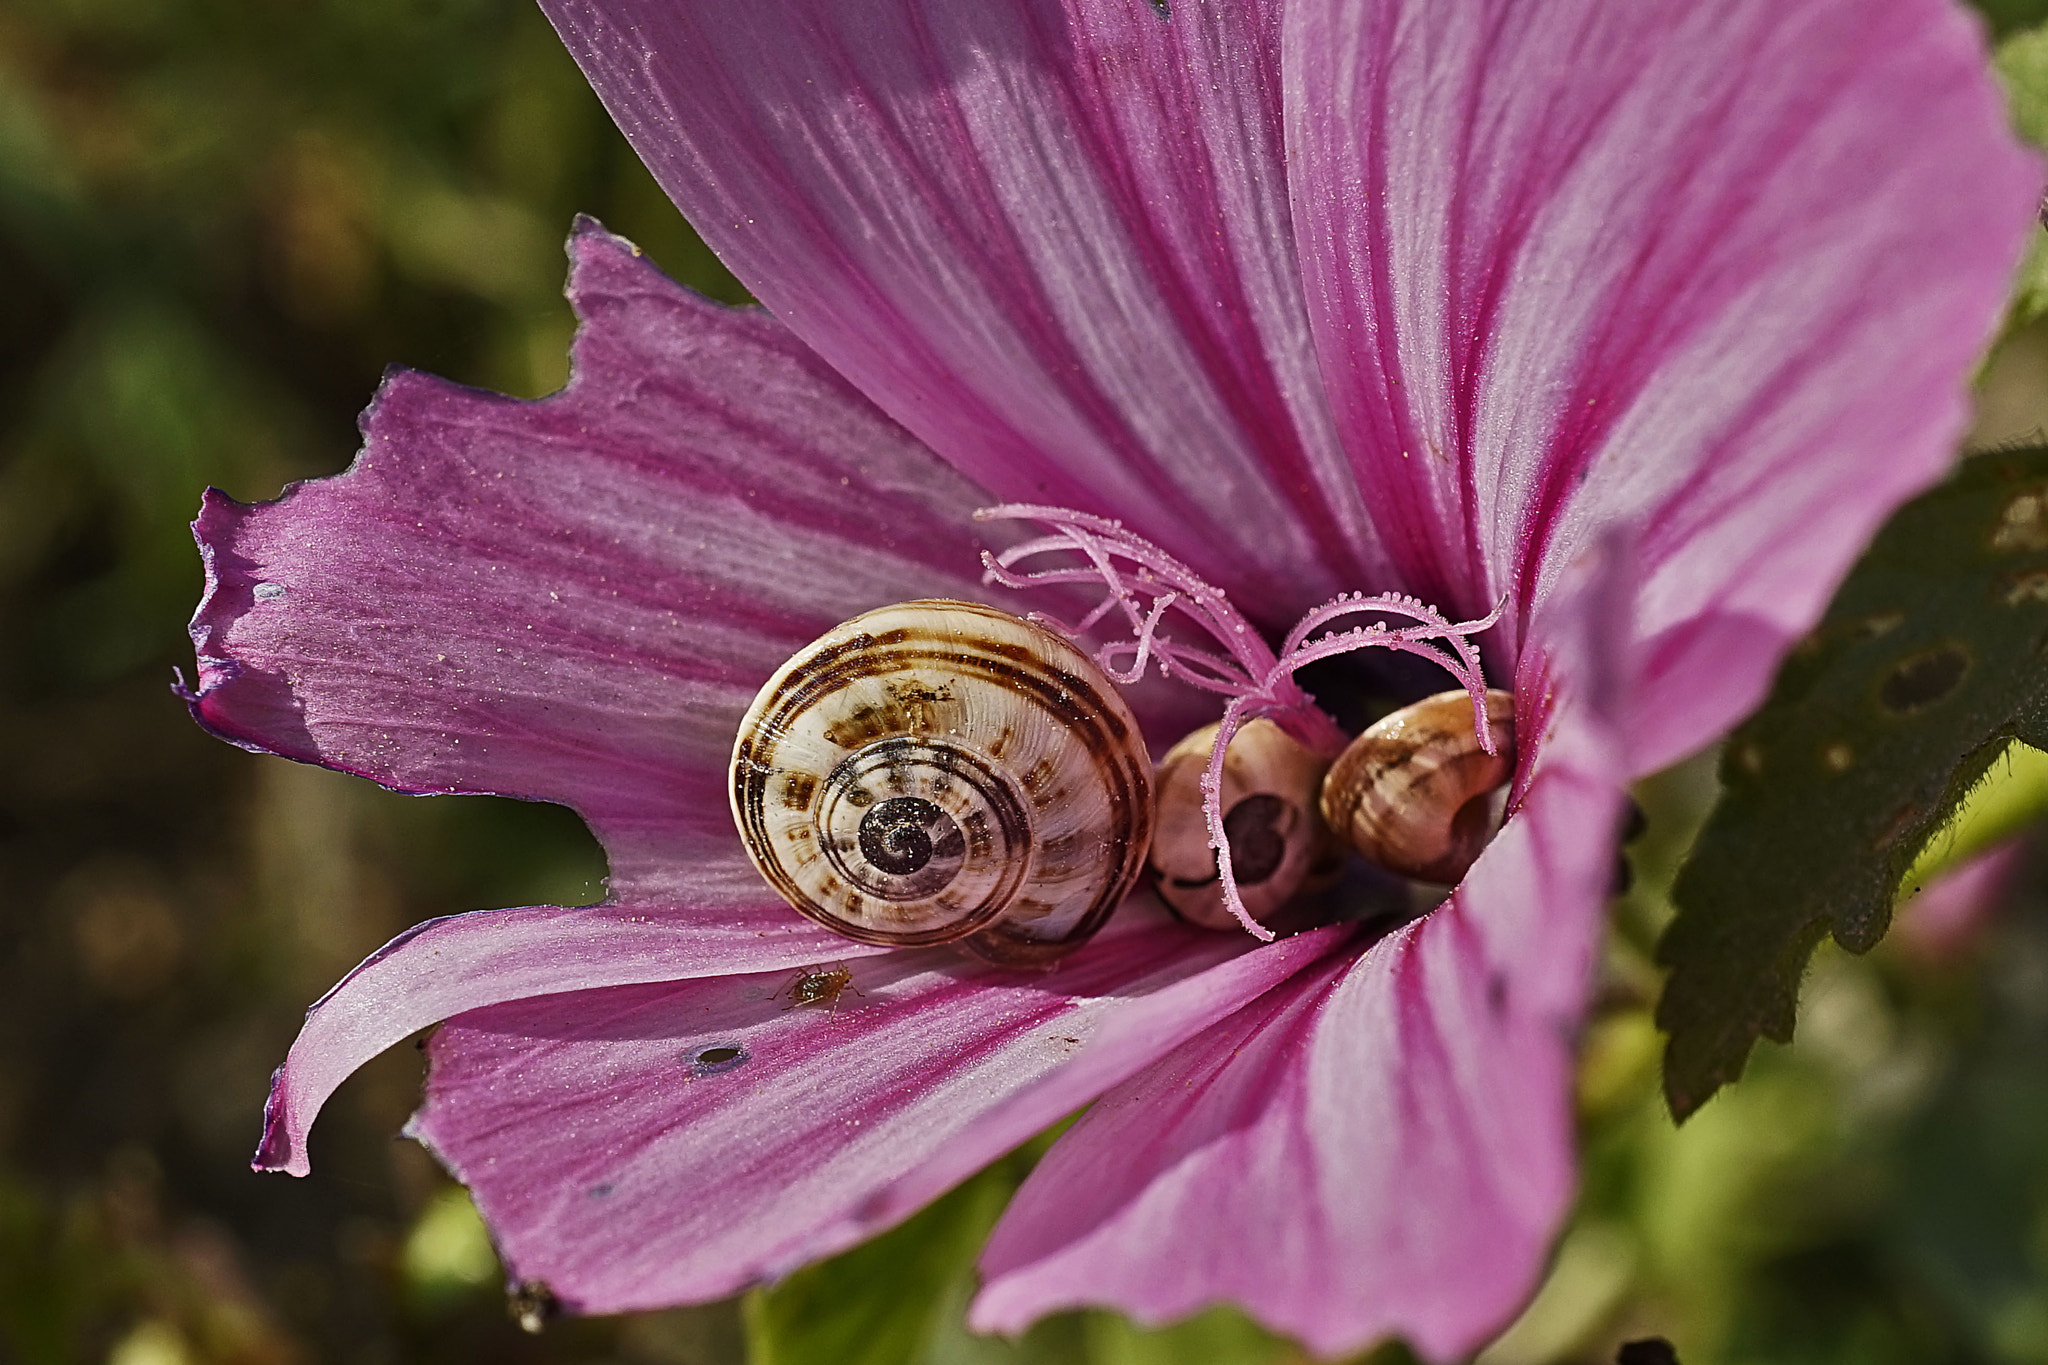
[404, 911, 1356, 1309]
[540, 0, 1386, 626]
[971, 537, 1634, 1360]
[254, 900, 884, 1176]
[184, 219, 994, 904]
[1283, 0, 2037, 773]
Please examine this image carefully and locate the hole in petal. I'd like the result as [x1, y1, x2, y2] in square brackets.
[690, 1043, 750, 1076]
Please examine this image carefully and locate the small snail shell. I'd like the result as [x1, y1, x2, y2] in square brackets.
[729, 600, 1153, 967]
[1148, 719, 1339, 930]
[1320, 689, 1516, 885]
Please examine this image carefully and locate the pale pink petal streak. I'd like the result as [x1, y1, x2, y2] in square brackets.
[184, 222, 991, 900]
[403, 913, 1352, 1313]
[254, 900, 881, 1177]
[539, 0, 1385, 621]
[973, 543, 1632, 1362]
[1285, 0, 2037, 769]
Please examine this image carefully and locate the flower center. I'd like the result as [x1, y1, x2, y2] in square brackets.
[977, 504, 1506, 939]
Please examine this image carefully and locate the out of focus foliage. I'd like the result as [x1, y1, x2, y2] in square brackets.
[1657, 447, 2048, 1120]
[1987, 0, 2048, 36]
[6, 0, 2048, 1362]
[0, 0, 726, 1358]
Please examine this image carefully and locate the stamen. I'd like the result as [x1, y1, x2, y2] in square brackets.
[977, 504, 1505, 940]
[1099, 592, 1178, 685]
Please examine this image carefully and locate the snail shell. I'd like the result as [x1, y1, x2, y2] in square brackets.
[729, 600, 1154, 966]
[1148, 719, 1339, 930]
[1320, 689, 1516, 885]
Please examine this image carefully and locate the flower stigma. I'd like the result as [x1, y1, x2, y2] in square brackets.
[977, 504, 1506, 941]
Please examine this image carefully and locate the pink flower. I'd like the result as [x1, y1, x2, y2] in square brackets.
[181, 0, 2034, 1357]
[1897, 839, 2030, 962]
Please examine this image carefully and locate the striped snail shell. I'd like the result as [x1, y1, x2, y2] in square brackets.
[1320, 689, 1516, 885]
[1148, 718, 1340, 930]
[729, 600, 1154, 967]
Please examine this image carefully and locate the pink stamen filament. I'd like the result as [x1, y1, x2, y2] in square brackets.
[977, 504, 1505, 941]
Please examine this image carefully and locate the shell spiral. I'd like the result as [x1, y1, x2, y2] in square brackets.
[729, 601, 1154, 966]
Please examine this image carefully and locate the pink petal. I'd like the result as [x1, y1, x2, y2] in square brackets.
[1896, 838, 2028, 962]
[1284, 0, 2037, 768]
[539, 0, 1381, 619]
[972, 545, 1631, 1361]
[184, 220, 990, 900]
[255, 901, 877, 1178]
[403, 911, 1353, 1312]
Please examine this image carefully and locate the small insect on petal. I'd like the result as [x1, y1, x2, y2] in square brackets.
[774, 963, 863, 1013]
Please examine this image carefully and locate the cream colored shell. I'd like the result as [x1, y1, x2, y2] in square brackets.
[1320, 689, 1516, 885]
[1147, 718, 1337, 930]
[729, 600, 1153, 966]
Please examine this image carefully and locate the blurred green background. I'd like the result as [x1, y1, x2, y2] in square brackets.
[9, 0, 2048, 1361]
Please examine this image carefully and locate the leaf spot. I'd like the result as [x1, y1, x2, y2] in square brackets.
[2004, 570, 2048, 606]
[1991, 488, 2048, 552]
[1822, 742, 1855, 774]
[1878, 644, 1970, 715]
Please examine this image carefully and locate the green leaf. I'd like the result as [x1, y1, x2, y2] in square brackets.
[742, 1152, 1327, 1365]
[1657, 446, 2048, 1120]
[1992, 24, 2048, 330]
[1900, 738, 2048, 891]
[1976, 0, 2048, 42]
[743, 1163, 1021, 1365]
[1996, 21, 2048, 149]
[1079, 1306, 1304, 1365]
